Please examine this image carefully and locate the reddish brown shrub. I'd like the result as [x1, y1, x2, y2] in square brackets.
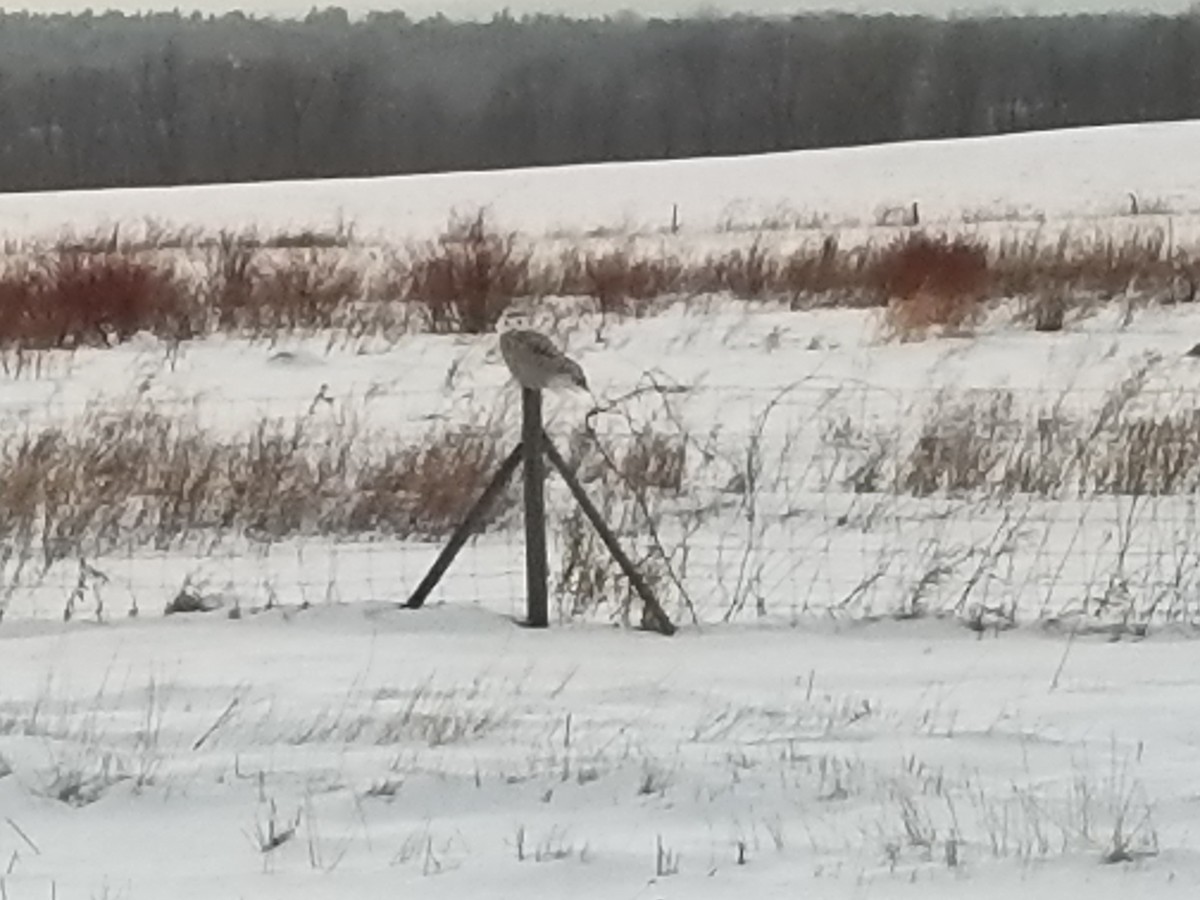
[211, 249, 362, 332]
[348, 426, 512, 538]
[705, 239, 775, 299]
[874, 233, 989, 336]
[0, 253, 194, 349]
[556, 248, 685, 313]
[3, 222, 1193, 348]
[406, 213, 531, 333]
[874, 233, 990, 302]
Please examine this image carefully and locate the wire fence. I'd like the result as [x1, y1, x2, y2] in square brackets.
[4, 374, 1200, 631]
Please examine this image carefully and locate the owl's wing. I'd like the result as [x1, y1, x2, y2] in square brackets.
[513, 329, 565, 362]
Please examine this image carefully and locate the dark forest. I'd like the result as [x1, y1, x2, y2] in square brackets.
[1, 8, 1197, 191]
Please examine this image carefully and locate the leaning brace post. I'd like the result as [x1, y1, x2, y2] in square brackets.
[542, 433, 677, 636]
[522, 389, 550, 627]
[405, 443, 524, 609]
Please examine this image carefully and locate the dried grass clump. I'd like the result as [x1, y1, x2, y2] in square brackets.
[875, 234, 989, 338]
[349, 425, 512, 539]
[0, 407, 512, 573]
[556, 248, 685, 313]
[200, 232, 363, 333]
[993, 229, 1173, 300]
[1084, 411, 1200, 496]
[618, 429, 687, 493]
[779, 236, 870, 307]
[0, 253, 195, 349]
[254, 222, 356, 250]
[556, 506, 621, 620]
[554, 239, 867, 309]
[215, 250, 362, 332]
[405, 213, 532, 333]
[3, 219, 1196, 348]
[202, 231, 257, 316]
[1024, 291, 1068, 332]
[12, 412, 326, 559]
[50, 221, 356, 255]
[0, 412, 202, 568]
[554, 498, 668, 626]
[897, 393, 1014, 496]
[705, 239, 775, 299]
[868, 378, 1200, 500]
[887, 394, 1079, 499]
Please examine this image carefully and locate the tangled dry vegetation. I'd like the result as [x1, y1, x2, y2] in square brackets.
[837, 369, 1200, 499]
[0, 394, 689, 549]
[1, 211, 1198, 626]
[551, 374, 1200, 626]
[0, 213, 1194, 348]
[0, 371, 1196, 627]
[0, 406, 517, 579]
[0, 390, 699, 624]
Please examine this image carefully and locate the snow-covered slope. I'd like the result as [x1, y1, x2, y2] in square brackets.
[2, 120, 1199, 241]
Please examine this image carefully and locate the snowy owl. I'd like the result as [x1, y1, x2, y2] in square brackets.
[498, 311, 588, 392]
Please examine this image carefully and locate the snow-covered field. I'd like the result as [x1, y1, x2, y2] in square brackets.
[3, 608, 1197, 899]
[4, 120, 1200, 245]
[4, 122, 1200, 898]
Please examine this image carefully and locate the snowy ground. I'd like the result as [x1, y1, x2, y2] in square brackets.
[4, 122, 1200, 897]
[2, 608, 1197, 899]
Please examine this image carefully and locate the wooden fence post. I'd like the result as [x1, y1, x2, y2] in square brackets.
[522, 388, 549, 627]
[405, 383, 675, 636]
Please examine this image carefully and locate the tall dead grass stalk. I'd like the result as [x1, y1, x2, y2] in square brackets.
[0, 407, 512, 573]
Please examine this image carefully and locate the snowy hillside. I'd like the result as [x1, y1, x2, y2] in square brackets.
[2, 120, 1200, 242]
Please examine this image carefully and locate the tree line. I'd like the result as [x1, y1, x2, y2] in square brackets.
[0, 8, 1197, 191]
